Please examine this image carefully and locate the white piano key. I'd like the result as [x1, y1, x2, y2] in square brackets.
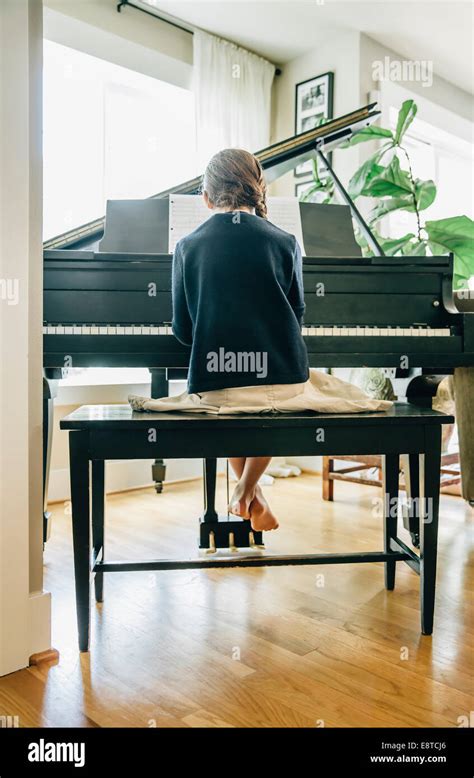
[164, 325, 173, 334]
[158, 326, 167, 335]
[356, 326, 365, 336]
[90, 326, 99, 335]
[46, 326, 56, 335]
[42, 326, 48, 335]
[323, 327, 333, 336]
[141, 326, 151, 335]
[380, 328, 389, 336]
[132, 326, 142, 335]
[99, 326, 108, 335]
[364, 327, 373, 336]
[347, 327, 357, 336]
[427, 328, 435, 336]
[151, 326, 159, 335]
[372, 328, 382, 336]
[418, 328, 428, 336]
[108, 326, 117, 335]
[81, 326, 91, 335]
[73, 326, 82, 335]
[116, 326, 125, 335]
[332, 327, 341, 336]
[57, 325, 65, 334]
[125, 327, 133, 335]
[340, 327, 349, 336]
[65, 326, 74, 335]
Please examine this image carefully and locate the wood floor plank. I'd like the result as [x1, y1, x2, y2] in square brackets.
[0, 474, 472, 728]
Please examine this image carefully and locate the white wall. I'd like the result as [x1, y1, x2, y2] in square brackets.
[359, 34, 474, 125]
[271, 29, 362, 195]
[0, 0, 51, 676]
[44, 0, 192, 87]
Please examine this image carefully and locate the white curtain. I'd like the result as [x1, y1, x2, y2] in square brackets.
[192, 29, 275, 166]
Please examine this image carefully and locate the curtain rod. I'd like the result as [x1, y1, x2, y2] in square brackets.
[116, 0, 282, 75]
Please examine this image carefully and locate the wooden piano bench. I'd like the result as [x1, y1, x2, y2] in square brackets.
[60, 403, 453, 651]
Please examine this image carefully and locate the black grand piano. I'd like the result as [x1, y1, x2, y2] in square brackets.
[43, 103, 474, 545]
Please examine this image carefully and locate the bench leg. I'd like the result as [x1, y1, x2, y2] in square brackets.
[92, 460, 105, 603]
[69, 431, 91, 652]
[382, 454, 399, 590]
[402, 454, 420, 547]
[420, 428, 441, 636]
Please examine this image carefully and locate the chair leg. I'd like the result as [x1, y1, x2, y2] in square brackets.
[69, 431, 91, 652]
[382, 454, 399, 590]
[322, 456, 334, 501]
[420, 428, 441, 636]
[92, 459, 105, 603]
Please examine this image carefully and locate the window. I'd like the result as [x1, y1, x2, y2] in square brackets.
[43, 40, 199, 240]
[386, 108, 474, 241]
[44, 40, 198, 386]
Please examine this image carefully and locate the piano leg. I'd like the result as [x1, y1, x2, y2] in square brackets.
[43, 374, 59, 543]
[149, 368, 168, 493]
[402, 454, 420, 548]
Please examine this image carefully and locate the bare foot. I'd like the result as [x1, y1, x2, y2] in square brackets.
[249, 485, 279, 532]
[228, 483, 254, 520]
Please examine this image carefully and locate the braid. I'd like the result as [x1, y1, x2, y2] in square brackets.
[203, 149, 268, 218]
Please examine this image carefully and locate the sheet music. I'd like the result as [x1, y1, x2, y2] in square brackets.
[168, 194, 306, 255]
[168, 194, 212, 252]
[266, 197, 306, 256]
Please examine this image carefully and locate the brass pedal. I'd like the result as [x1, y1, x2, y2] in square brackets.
[205, 530, 217, 554]
[249, 531, 265, 550]
[228, 532, 238, 553]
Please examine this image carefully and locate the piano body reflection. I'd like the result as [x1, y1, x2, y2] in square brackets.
[43, 103, 473, 544]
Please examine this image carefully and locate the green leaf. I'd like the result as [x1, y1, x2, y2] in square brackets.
[401, 239, 427, 256]
[363, 156, 413, 198]
[414, 179, 436, 212]
[339, 126, 393, 148]
[377, 233, 416, 253]
[425, 215, 474, 287]
[348, 152, 384, 198]
[395, 99, 417, 144]
[369, 195, 414, 224]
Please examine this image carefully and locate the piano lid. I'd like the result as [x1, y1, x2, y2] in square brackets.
[43, 103, 380, 251]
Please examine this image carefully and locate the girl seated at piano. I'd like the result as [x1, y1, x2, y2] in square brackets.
[129, 149, 391, 531]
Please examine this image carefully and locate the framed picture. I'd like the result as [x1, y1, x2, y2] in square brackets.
[294, 71, 334, 177]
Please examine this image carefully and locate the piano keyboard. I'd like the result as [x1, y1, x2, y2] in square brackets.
[43, 324, 452, 337]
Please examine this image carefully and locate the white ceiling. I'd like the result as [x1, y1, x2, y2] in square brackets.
[143, 0, 474, 94]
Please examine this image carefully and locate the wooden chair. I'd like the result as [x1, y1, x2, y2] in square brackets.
[322, 452, 461, 501]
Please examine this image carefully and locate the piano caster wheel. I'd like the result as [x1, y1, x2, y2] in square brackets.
[411, 532, 420, 548]
[205, 530, 217, 554]
[249, 531, 264, 550]
[154, 482, 163, 494]
[228, 532, 238, 553]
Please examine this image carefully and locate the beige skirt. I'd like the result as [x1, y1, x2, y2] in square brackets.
[129, 369, 393, 415]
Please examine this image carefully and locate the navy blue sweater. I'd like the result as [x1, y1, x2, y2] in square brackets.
[172, 211, 309, 393]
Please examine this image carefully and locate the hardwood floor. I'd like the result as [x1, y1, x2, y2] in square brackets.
[0, 474, 472, 728]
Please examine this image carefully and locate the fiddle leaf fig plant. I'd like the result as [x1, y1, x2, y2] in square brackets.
[299, 99, 474, 290]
